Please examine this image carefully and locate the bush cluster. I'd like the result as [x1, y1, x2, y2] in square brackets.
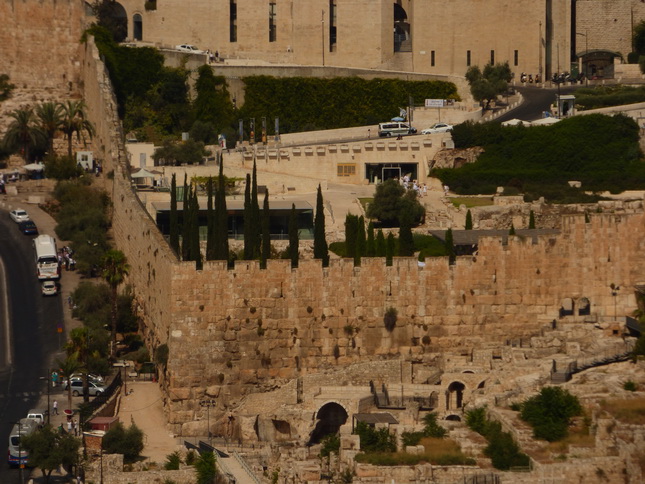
[102, 422, 145, 463]
[575, 85, 645, 110]
[518, 387, 582, 442]
[354, 421, 397, 453]
[437, 114, 645, 197]
[465, 407, 530, 470]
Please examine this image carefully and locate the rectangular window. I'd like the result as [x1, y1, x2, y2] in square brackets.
[230, 0, 237, 43]
[337, 164, 356, 177]
[431, 50, 435, 67]
[329, 0, 337, 51]
[466, 50, 471, 67]
[490, 50, 495, 65]
[514, 50, 519, 66]
[269, 2, 276, 42]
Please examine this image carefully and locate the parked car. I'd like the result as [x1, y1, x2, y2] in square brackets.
[64, 379, 106, 397]
[175, 44, 204, 54]
[69, 373, 105, 385]
[41, 280, 58, 296]
[9, 209, 29, 223]
[18, 220, 38, 235]
[421, 123, 453, 135]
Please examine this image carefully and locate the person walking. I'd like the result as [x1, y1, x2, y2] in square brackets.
[67, 419, 73, 433]
[52, 399, 58, 415]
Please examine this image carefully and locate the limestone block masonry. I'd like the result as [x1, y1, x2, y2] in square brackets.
[77, 29, 645, 435]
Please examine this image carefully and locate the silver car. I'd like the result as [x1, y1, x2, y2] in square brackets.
[9, 209, 29, 223]
[421, 123, 453, 135]
[65, 379, 106, 397]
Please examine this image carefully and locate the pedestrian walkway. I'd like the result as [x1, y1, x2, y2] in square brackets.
[218, 453, 259, 484]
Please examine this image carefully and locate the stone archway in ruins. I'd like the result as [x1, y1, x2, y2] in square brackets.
[307, 401, 349, 445]
[445, 381, 466, 410]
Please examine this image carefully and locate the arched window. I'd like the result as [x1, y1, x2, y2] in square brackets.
[133, 14, 143, 41]
[394, 3, 411, 53]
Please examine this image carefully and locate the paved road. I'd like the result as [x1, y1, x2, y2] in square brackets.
[496, 84, 584, 123]
[0, 211, 64, 483]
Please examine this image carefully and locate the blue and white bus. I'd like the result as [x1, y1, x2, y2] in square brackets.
[7, 418, 38, 466]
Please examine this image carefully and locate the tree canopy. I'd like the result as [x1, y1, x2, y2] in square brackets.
[366, 179, 425, 227]
[519, 387, 582, 441]
[465, 62, 512, 108]
[22, 425, 80, 483]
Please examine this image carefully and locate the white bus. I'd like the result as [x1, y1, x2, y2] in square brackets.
[7, 418, 38, 467]
[33, 234, 60, 280]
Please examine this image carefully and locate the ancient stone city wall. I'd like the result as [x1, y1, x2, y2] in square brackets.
[0, 0, 85, 90]
[78, 24, 645, 432]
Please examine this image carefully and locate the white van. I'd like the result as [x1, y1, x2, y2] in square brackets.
[26, 409, 46, 426]
[378, 122, 417, 137]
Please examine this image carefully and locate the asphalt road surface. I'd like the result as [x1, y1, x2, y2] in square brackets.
[496, 84, 583, 123]
[0, 213, 63, 483]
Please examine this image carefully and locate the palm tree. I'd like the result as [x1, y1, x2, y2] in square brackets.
[3, 108, 45, 160]
[57, 356, 81, 413]
[35, 102, 63, 155]
[102, 250, 130, 358]
[60, 100, 95, 158]
[65, 327, 90, 403]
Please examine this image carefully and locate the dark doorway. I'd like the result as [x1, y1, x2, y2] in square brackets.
[446, 381, 465, 410]
[308, 402, 348, 445]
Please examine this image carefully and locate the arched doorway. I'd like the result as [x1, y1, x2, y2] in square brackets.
[446, 381, 465, 410]
[133, 13, 143, 41]
[95, 1, 128, 42]
[394, 2, 411, 52]
[308, 402, 348, 445]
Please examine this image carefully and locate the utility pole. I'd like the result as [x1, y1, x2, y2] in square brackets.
[200, 399, 216, 443]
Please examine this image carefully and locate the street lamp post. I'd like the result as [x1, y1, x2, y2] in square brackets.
[200, 399, 216, 443]
[611, 284, 621, 320]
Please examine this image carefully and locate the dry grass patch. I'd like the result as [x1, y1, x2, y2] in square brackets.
[355, 438, 476, 466]
[449, 196, 494, 208]
[600, 397, 645, 425]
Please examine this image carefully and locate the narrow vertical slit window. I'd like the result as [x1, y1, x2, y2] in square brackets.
[466, 50, 471, 67]
[490, 50, 495, 65]
[329, 0, 337, 51]
[269, 2, 277, 42]
[431, 50, 435, 67]
[514, 50, 519, 66]
[230, 0, 237, 43]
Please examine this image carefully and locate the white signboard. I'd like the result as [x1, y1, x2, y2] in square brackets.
[425, 99, 445, 108]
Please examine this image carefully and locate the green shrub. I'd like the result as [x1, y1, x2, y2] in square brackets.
[102, 422, 145, 463]
[154, 344, 169, 367]
[320, 433, 340, 457]
[164, 451, 182, 470]
[194, 451, 217, 484]
[422, 412, 447, 438]
[624, 380, 638, 392]
[401, 431, 424, 447]
[519, 387, 582, 442]
[383, 307, 398, 332]
[465, 407, 489, 435]
[354, 421, 397, 453]
[185, 449, 197, 465]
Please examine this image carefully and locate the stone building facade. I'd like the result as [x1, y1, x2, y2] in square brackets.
[118, 0, 645, 79]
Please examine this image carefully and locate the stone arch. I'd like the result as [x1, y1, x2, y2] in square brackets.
[445, 381, 466, 410]
[560, 297, 574, 317]
[445, 414, 461, 422]
[393, 2, 411, 53]
[133, 13, 143, 41]
[462, 370, 475, 374]
[477, 380, 486, 389]
[95, 1, 127, 42]
[307, 401, 349, 445]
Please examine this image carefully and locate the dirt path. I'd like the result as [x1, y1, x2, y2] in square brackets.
[117, 381, 179, 463]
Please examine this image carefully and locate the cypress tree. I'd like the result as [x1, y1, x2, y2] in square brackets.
[169, 174, 179, 255]
[288, 203, 299, 268]
[206, 177, 215, 260]
[344, 214, 357, 259]
[251, 159, 261, 258]
[355, 215, 366, 265]
[386, 232, 395, 266]
[216, 160, 229, 261]
[181, 176, 191, 261]
[398, 212, 414, 257]
[445, 228, 455, 265]
[313, 184, 329, 267]
[366, 222, 375, 257]
[376, 229, 386, 257]
[528, 210, 536, 229]
[261, 189, 271, 269]
[243, 173, 252, 259]
[465, 209, 473, 230]
[190, 188, 202, 269]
